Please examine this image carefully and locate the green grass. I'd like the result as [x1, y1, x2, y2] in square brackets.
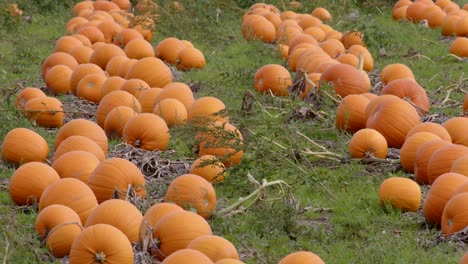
[1, 0, 467, 263]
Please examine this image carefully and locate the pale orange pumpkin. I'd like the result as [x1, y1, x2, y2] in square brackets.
[254, 64, 291, 96]
[54, 36, 84, 53]
[100, 75, 126, 98]
[379, 177, 421, 212]
[187, 97, 229, 125]
[414, 140, 452, 185]
[104, 106, 137, 139]
[45, 222, 83, 258]
[380, 78, 430, 115]
[393, 6, 409, 21]
[124, 38, 155, 59]
[76, 73, 108, 103]
[69, 45, 94, 64]
[113, 28, 144, 48]
[442, 193, 468, 235]
[311, 7, 332, 21]
[400, 132, 441, 173]
[427, 144, 468, 184]
[153, 98, 188, 127]
[52, 150, 100, 183]
[349, 128, 388, 159]
[380, 63, 415, 84]
[41, 52, 78, 80]
[154, 82, 194, 111]
[278, 251, 325, 264]
[89, 43, 127, 69]
[96, 90, 142, 128]
[320, 63, 370, 98]
[126, 57, 173, 88]
[241, 15, 276, 43]
[69, 63, 105, 95]
[405, 122, 452, 141]
[215, 259, 245, 264]
[189, 155, 226, 183]
[53, 135, 106, 162]
[1, 128, 49, 165]
[54, 118, 108, 155]
[75, 26, 106, 44]
[154, 37, 186, 64]
[105, 55, 128, 77]
[335, 94, 369, 133]
[450, 37, 468, 58]
[139, 203, 184, 247]
[24, 97, 64, 128]
[35, 204, 82, 238]
[347, 45, 374, 72]
[451, 156, 468, 176]
[176, 47, 206, 70]
[443, 117, 468, 147]
[138, 88, 164, 113]
[15, 87, 46, 110]
[122, 113, 170, 151]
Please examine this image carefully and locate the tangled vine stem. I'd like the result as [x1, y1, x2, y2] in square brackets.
[295, 131, 344, 161]
[218, 173, 292, 215]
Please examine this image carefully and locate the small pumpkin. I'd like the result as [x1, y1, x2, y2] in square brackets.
[96, 90, 142, 128]
[153, 98, 188, 127]
[52, 150, 100, 183]
[46, 222, 83, 258]
[349, 128, 388, 159]
[15, 87, 46, 110]
[104, 106, 137, 139]
[138, 88, 164, 113]
[54, 36, 83, 53]
[45, 65, 73, 95]
[400, 132, 441, 173]
[187, 97, 229, 125]
[35, 204, 82, 238]
[76, 73, 108, 103]
[187, 235, 239, 262]
[311, 7, 332, 21]
[335, 94, 369, 133]
[125, 57, 173, 88]
[450, 37, 468, 58]
[124, 38, 155, 59]
[254, 64, 292, 96]
[54, 118, 108, 155]
[380, 63, 415, 84]
[441, 193, 468, 235]
[24, 97, 64, 128]
[1, 128, 49, 165]
[161, 249, 214, 264]
[122, 113, 170, 151]
[278, 251, 325, 264]
[341, 30, 364, 48]
[442, 117, 468, 147]
[379, 177, 421, 212]
[139, 203, 184, 247]
[189, 155, 226, 183]
[241, 15, 276, 43]
[119, 78, 150, 98]
[427, 144, 468, 184]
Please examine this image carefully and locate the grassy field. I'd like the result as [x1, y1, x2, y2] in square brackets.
[1, 0, 467, 263]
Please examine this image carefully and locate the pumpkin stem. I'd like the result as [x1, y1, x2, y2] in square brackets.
[135, 139, 141, 147]
[95, 252, 106, 263]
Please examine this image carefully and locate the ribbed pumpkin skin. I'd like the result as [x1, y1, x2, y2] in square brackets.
[152, 211, 213, 260]
[126, 57, 173, 88]
[165, 174, 217, 218]
[405, 122, 452, 141]
[85, 199, 143, 243]
[96, 90, 142, 128]
[69, 63, 104, 95]
[365, 94, 400, 119]
[366, 99, 421, 148]
[278, 251, 325, 264]
[241, 15, 276, 43]
[155, 82, 195, 111]
[113, 28, 144, 48]
[54, 35, 83, 53]
[105, 55, 128, 77]
[320, 63, 370, 98]
[254, 64, 291, 96]
[69, 44, 94, 64]
[124, 38, 155, 59]
[104, 106, 137, 139]
[45, 65, 73, 95]
[24, 97, 64, 128]
[187, 235, 239, 262]
[35, 204, 82, 238]
[139, 203, 184, 246]
[427, 144, 468, 184]
[89, 43, 127, 69]
[53, 135, 106, 163]
[9, 162, 60, 205]
[120, 78, 150, 98]
[177, 47, 206, 70]
[187, 97, 229, 125]
[423, 173, 468, 226]
[380, 78, 430, 114]
[122, 113, 170, 151]
[161, 249, 214, 264]
[443, 117, 468, 147]
[335, 94, 369, 133]
[88, 157, 146, 202]
[138, 88, 164, 113]
[100, 76, 126, 98]
[54, 118, 108, 155]
[348, 128, 388, 159]
[69, 224, 134, 264]
[400, 132, 441, 173]
[154, 98, 188, 127]
[154, 37, 186, 64]
[190, 155, 226, 183]
[441, 193, 468, 235]
[196, 122, 244, 167]
[76, 73, 107, 103]
[379, 177, 421, 212]
[41, 52, 78, 80]
[52, 150, 100, 183]
[15, 87, 46, 110]
[452, 156, 468, 176]
[319, 39, 345, 58]
[46, 223, 83, 258]
[39, 178, 98, 224]
[380, 63, 415, 84]
[414, 140, 452, 185]
[1, 128, 49, 165]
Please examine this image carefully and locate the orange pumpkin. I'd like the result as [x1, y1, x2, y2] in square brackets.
[69, 45, 94, 64]
[349, 128, 388, 159]
[154, 82, 195, 111]
[54, 36, 84, 54]
[53, 135, 106, 162]
[165, 174, 217, 218]
[113, 28, 144, 48]
[41, 52, 78, 80]
[189, 155, 226, 183]
[215, 259, 245, 264]
[450, 37, 468, 58]
[427, 144, 468, 184]
[96, 90, 142, 128]
[319, 39, 345, 58]
[55, 118, 108, 155]
[241, 15, 276, 43]
[278, 251, 325, 264]
[161, 248, 214, 264]
[124, 38, 155, 59]
[443, 117, 468, 147]
[380, 63, 415, 84]
[379, 177, 421, 212]
[138, 88, 164, 113]
[254, 64, 291, 96]
[52, 150, 100, 183]
[15, 87, 46, 110]
[335, 94, 369, 133]
[347, 45, 374, 72]
[9, 162, 60, 205]
[406, 122, 452, 141]
[187, 235, 239, 262]
[154, 37, 187, 64]
[400, 132, 441, 173]
[126, 57, 173, 88]
[88, 157, 146, 203]
[39, 178, 98, 224]
[76, 73, 108, 103]
[75, 26, 106, 44]
[153, 98, 188, 127]
[89, 43, 127, 69]
[451, 156, 468, 176]
[320, 63, 370, 98]
[104, 106, 137, 139]
[69, 224, 134, 264]
[122, 113, 170, 151]
[100, 75, 126, 98]
[45, 222, 83, 258]
[24, 97, 64, 128]
[311, 7, 332, 21]
[69, 63, 105, 95]
[414, 140, 452, 185]
[441, 193, 468, 235]
[139, 203, 184, 246]
[176, 47, 206, 70]
[119, 78, 150, 98]
[105, 55, 128, 77]
[1, 128, 49, 165]
[35, 204, 82, 238]
[85, 199, 143, 242]
[365, 95, 400, 119]
[380, 78, 430, 114]
[393, 6, 409, 21]
[187, 97, 229, 125]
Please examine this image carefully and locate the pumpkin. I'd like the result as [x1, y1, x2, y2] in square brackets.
[380, 63, 415, 84]
[380, 78, 430, 115]
[111, 0, 131, 10]
[113, 28, 144, 48]
[52, 150, 100, 183]
[278, 251, 325, 264]
[41, 52, 78, 80]
[400, 132, 441, 173]
[161, 249, 214, 264]
[124, 38, 155, 59]
[91, 41, 106, 51]
[116, 58, 137, 77]
[443, 117, 468, 147]
[120, 78, 150, 98]
[319, 39, 345, 58]
[427, 144, 468, 184]
[379, 177, 421, 212]
[122, 113, 170, 151]
[9, 162, 60, 206]
[288, 46, 321, 72]
[441, 193, 468, 235]
[67, 17, 89, 33]
[35, 204, 82, 238]
[427, 9, 446, 28]
[189, 155, 226, 183]
[279, 10, 299, 20]
[85, 199, 143, 242]
[320, 63, 370, 98]
[88, 157, 146, 203]
[188, 97, 229, 125]
[96, 21, 122, 44]
[336, 53, 359, 68]
[414, 140, 452, 185]
[100, 75, 126, 98]
[96, 90, 142, 128]
[53, 135, 106, 163]
[361, 92, 378, 101]
[39, 178, 98, 224]
[54, 36, 83, 53]
[298, 15, 323, 30]
[406, 122, 452, 141]
[69, 45, 94, 64]
[72, 34, 93, 47]
[165, 174, 217, 218]
[303, 27, 326, 42]
[154, 37, 187, 64]
[254, 64, 291, 96]
[69, 224, 134, 264]
[126, 57, 173, 88]
[72, 2, 93, 18]
[154, 82, 194, 111]
[177, 47, 206, 70]
[452, 156, 468, 176]
[187, 235, 239, 262]
[287, 34, 318, 55]
[75, 26, 106, 44]
[300, 72, 321, 100]
[393, 6, 409, 21]
[93, 1, 120, 11]
[366, 98, 421, 148]
[349, 128, 388, 159]
[69, 63, 105, 95]
[241, 15, 276, 43]
[441, 14, 461, 37]
[139, 203, 184, 247]
[152, 210, 212, 260]
[450, 37, 468, 57]
[153, 98, 188, 127]
[24, 97, 64, 128]
[347, 45, 374, 72]
[341, 30, 364, 48]
[76, 73, 108, 103]
[55, 118, 108, 155]
[138, 88, 164, 113]
[215, 259, 245, 264]
[423, 172, 468, 226]
[15, 87, 46, 110]
[89, 43, 127, 69]
[46, 222, 83, 258]
[335, 94, 369, 133]
[104, 106, 137, 139]
[365, 95, 400, 118]
[1, 128, 49, 165]
[406, 2, 428, 22]
[105, 55, 128, 77]
[311, 7, 332, 21]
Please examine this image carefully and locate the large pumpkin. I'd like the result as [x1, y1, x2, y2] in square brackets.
[15, 87, 46, 110]
[443, 117, 468, 147]
[278, 251, 325, 264]
[35, 204, 82, 238]
[380, 78, 430, 115]
[54, 118, 108, 155]
[400, 132, 441, 173]
[254, 64, 292, 96]
[405, 122, 451, 142]
[1, 128, 49, 165]
[76, 73, 108, 103]
[451, 156, 468, 176]
[122, 113, 170, 151]
[189, 155, 226, 183]
[88, 157, 146, 203]
[53, 135, 106, 163]
[414, 140, 452, 185]
[380, 63, 415, 84]
[52, 150, 100, 183]
[95, 90, 141, 128]
[45, 65, 73, 95]
[69, 224, 134, 264]
[139, 203, 184, 247]
[335, 94, 369, 133]
[187, 235, 239, 262]
[69, 63, 105, 95]
[161, 249, 214, 264]
[187, 97, 229, 125]
[154, 82, 195, 111]
[176, 47, 206, 71]
[138, 88, 164, 113]
[119, 78, 150, 98]
[153, 98, 188, 127]
[441, 193, 468, 235]
[24, 97, 64, 128]
[165, 174, 217, 218]
[379, 177, 421, 212]
[427, 144, 468, 184]
[125, 57, 173, 88]
[104, 106, 137, 139]
[320, 63, 370, 98]
[41, 52, 78, 80]
[46, 222, 83, 258]
[349, 128, 388, 159]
